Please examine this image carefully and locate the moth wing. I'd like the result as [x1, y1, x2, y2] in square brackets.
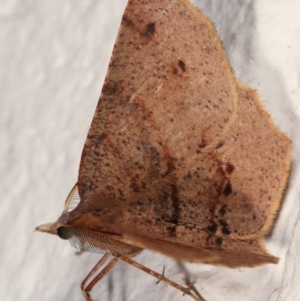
[72, 0, 291, 268]
[204, 85, 291, 239]
[121, 232, 278, 267]
[123, 232, 219, 263]
[78, 0, 239, 202]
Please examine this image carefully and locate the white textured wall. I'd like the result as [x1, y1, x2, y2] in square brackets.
[1, 1, 299, 301]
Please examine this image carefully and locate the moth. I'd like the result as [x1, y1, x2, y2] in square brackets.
[36, 0, 292, 300]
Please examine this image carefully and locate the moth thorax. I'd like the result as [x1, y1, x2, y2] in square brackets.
[57, 227, 142, 255]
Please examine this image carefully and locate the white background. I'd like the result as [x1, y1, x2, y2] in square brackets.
[1, 0, 299, 301]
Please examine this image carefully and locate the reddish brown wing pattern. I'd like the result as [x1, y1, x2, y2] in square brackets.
[71, 0, 291, 266]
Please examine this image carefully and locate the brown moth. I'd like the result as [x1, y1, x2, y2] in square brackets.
[36, 0, 292, 300]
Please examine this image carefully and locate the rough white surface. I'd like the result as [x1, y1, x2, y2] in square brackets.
[1, 1, 299, 301]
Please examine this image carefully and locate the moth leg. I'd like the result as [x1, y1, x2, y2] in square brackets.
[115, 253, 206, 301]
[81, 253, 110, 295]
[185, 282, 206, 301]
[155, 266, 165, 284]
[81, 253, 118, 301]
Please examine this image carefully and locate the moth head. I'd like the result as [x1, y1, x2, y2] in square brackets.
[35, 184, 143, 256]
[36, 223, 142, 256]
[35, 184, 80, 236]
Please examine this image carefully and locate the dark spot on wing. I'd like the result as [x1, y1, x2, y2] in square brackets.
[216, 141, 224, 149]
[206, 221, 218, 234]
[215, 237, 223, 246]
[219, 205, 227, 216]
[219, 219, 231, 235]
[198, 138, 206, 149]
[121, 15, 134, 27]
[226, 163, 234, 174]
[143, 22, 156, 37]
[223, 182, 232, 195]
[102, 80, 124, 96]
[170, 184, 180, 225]
[178, 60, 186, 71]
[217, 166, 226, 177]
[167, 225, 177, 236]
[130, 180, 140, 193]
